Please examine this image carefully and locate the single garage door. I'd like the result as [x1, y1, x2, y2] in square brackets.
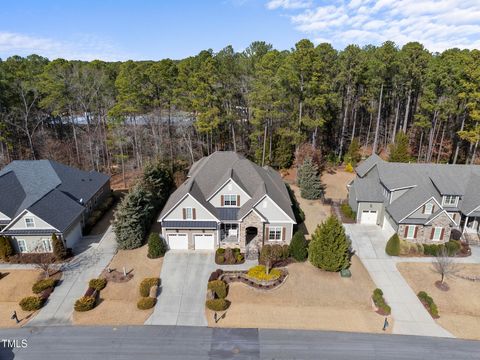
[193, 234, 215, 250]
[361, 210, 378, 225]
[167, 233, 188, 250]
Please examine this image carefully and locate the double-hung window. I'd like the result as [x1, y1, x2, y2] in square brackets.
[424, 203, 433, 215]
[443, 195, 457, 207]
[223, 194, 237, 206]
[432, 227, 442, 241]
[42, 239, 53, 252]
[406, 225, 416, 239]
[25, 217, 35, 228]
[184, 207, 193, 220]
[268, 227, 282, 241]
[17, 239, 27, 253]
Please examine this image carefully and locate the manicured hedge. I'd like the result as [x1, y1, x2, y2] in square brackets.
[289, 230, 308, 261]
[372, 288, 391, 315]
[340, 203, 356, 220]
[385, 234, 400, 256]
[89, 278, 107, 291]
[137, 297, 157, 310]
[139, 277, 160, 297]
[208, 280, 227, 299]
[74, 296, 96, 312]
[19, 296, 44, 311]
[205, 299, 230, 311]
[418, 291, 439, 318]
[32, 278, 57, 294]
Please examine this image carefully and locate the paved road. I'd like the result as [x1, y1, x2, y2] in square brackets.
[145, 251, 216, 326]
[344, 224, 453, 338]
[0, 325, 479, 359]
[26, 226, 117, 326]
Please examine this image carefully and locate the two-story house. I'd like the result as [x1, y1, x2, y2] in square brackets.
[0, 160, 110, 253]
[348, 154, 480, 244]
[158, 151, 296, 258]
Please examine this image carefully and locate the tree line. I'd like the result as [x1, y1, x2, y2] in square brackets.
[0, 40, 479, 179]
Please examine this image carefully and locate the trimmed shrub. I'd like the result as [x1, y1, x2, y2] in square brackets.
[217, 255, 225, 264]
[52, 233, 67, 260]
[271, 244, 283, 260]
[417, 291, 439, 318]
[445, 240, 461, 256]
[74, 296, 96, 312]
[89, 278, 107, 291]
[340, 203, 356, 220]
[137, 297, 157, 310]
[236, 254, 244, 263]
[208, 280, 228, 299]
[289, 231, 308, 261]
[399, 239, 423, 256]
[232, 248, 241, 257]
[345, 163, 354, 173]
[224, 248, 235, 264]
[139, 277, 160, 297]
[147, 233, 167, 259]
[208, 269, 224, 282]
[309, 216, 350, 271]
[281, 245, 290, 259]
[372, 288, 391, 315]
[0, 236, 14, 261]
[32, 278, 57, 294]
[247, 265, 281, 281]
[19, 296, 44, 311]
[216, 248, 225, 256]
[205, 298, 230, 311]
[385, 234, 400, 256]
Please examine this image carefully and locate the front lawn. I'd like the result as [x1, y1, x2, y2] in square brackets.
[397, 263, 480, 340]
[0, 269, 42, 327]
[72, 244, 162, 325]
[207, 256, 391, 334]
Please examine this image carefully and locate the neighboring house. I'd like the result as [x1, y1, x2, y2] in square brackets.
[348, 154, 480, 244]
[158, 151, 296, 258]
[0, 160, 110, 253]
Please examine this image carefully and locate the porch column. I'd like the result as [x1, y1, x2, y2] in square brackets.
[463, 216, 469, 233]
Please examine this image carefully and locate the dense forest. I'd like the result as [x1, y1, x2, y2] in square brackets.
[0, 40, 479, 181]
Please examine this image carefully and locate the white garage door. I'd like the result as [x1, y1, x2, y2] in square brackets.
[193, 234, 215, 250]
[167, 234, 188, 250]
[361, 210, 378, 225]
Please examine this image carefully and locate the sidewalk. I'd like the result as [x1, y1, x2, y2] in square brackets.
[344, 224, 454, 338]
[26, 226, 117, 326]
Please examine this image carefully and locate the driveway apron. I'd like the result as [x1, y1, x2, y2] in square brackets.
[146, 251, 215, 327]
[344, 224, 454, 338]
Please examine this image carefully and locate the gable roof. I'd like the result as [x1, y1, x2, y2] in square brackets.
[159, 151, 295, 222]
[352, 154, 480, 222]
[0, 160, 109, 233]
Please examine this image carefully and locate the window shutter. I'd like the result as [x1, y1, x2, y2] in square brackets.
[282, 227, 286, 241]
[431, 205, 435, 213]
[265, 226, 270, 239]
[422, 205, 426, 214]
[414, 226, 418, 238]
[192, 208, 196, 220]
[237, 195, 240, 206]
[440, 228, 445, 240]
[404, 226, 408, 238]
[452, 213, 456, 221]
[430, 228, 434, 239]
[221, 195, 224, 206]
[182, 208, 186, 219]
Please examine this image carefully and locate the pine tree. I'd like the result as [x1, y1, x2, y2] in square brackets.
[297, 157, 323, 200]
[0, 236, 13, 260]
[147, 232, 167, 259]
[389, 132, 411, 162]
[52, 233, 67, 260]
[289, 230, 308, 261]
[344, 137, 362, 166]
[308, 216, 351, 271]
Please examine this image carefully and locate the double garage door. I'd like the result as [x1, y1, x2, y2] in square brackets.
[360, 210, 378, 225]
[166, 233, 215, 250]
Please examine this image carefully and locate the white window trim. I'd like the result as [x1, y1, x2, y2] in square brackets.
[222, 194, 238, 207]
[17, 239, 27, 253]
[432, 227, 442, 241]
[406, 225, 415, 239]
[25, 217, 35, 228]
[268, 226, 283, 241]
[42, 238, 52, 252]
[442, 195, 458, 207]
[424, 203, 433, 215]
[184, 207, 193, 220]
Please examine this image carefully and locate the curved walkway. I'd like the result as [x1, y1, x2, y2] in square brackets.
[344, 224, 454, 338]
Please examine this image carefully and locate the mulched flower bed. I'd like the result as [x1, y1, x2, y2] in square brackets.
[100, 269, 133, 283]
[434, 280, 450, 291]
[219, 268, 288, 290]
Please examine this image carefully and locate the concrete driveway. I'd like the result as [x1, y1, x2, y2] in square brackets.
[344, 224, 453, 338]
[145, 251, 216, 327]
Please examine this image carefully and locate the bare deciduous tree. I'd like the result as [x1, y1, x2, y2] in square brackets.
[433, 248, 459, 286]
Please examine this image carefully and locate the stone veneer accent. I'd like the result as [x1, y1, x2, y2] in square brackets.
[240, 211, 264, 259]
[398, 212, 453, 244]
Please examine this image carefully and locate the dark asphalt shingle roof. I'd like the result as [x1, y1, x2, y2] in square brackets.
[162, 221, 217, 228]
[0, 159, 109, 233]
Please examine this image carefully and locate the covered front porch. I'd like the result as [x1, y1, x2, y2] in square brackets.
[460, 213, 480, 245]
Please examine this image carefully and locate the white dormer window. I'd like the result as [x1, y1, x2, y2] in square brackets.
[442, 195, 458, 207]
[25, 217, 35, 228]
[424, 203, 433, 215]
[223, 194, 237, 206]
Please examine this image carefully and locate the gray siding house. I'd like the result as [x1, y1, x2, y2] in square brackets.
[348, 154, 480, 244]
[0, 160, 110, 253]
[158, 151, 296, 258]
